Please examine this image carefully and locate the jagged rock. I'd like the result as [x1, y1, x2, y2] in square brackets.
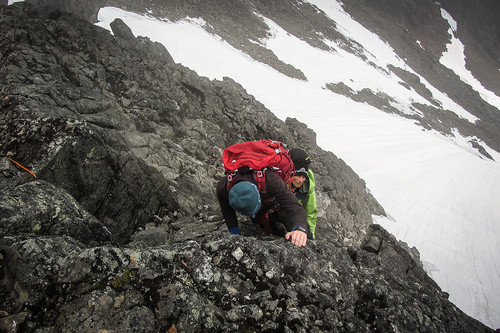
[0, 180, 110, 246]
[0, 220, 491, 332]
[0, 3, 494, 332]
[37, 132, 181, 244]
[0, 2, 379, 246]
[110, 18, 135, 40]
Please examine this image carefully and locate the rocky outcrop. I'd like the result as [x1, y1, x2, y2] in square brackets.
[0, 3, 493, 332]
[1, 219, 491, 332]
[0, 2, 381, 246]
[0, 180, 111, 246]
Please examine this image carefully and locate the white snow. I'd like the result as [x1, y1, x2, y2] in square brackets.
[100, 2, 498, 329]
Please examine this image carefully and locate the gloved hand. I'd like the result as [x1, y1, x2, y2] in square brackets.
[229, 227, 240, 234]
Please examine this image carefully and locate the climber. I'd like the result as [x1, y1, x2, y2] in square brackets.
[267, 148, 317, 239]
[216, 169, 309, 247]
[288, 148, 318, 238]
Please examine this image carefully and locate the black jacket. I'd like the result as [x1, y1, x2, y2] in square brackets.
[216, 171, 308, 231]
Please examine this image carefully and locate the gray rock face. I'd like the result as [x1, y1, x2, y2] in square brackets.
[0, 180, 111, 246]
[0, 2, 381, 247]
[110, 18, 135, 40]
[0, 221, 491, 332]
[0, 3, 493, 332]
[25, 0, 101, 22]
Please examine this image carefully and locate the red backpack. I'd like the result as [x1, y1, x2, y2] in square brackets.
[222, 139, 294, 191]
[222, 140, 295, 234]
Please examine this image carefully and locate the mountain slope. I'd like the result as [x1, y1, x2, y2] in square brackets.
[92, 0, 500, 327]
[97, 0, 500, 153]
[2, 3, 494, 332]
[2, 0, 500, 330]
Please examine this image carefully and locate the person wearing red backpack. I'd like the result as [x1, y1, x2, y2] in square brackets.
[216, 171, 309, 247]
[216, 140, 310, 247]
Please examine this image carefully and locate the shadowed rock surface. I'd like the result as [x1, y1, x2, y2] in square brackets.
[0, 3, 494, 332]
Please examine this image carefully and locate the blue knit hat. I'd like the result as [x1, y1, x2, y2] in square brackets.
[229, 181, 261, 218]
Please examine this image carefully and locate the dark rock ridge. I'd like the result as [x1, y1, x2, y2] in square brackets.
[1, 2, 381, 246]
[0, 3, 494, 332]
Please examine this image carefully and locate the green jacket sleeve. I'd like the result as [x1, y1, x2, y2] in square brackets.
[300, 169, 318, 238]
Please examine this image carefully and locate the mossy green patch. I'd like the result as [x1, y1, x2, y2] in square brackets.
[111, 268, 137, 289]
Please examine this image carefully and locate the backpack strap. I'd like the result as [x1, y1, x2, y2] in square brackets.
[227, 167, 267, 193]
[254, 169, 281, 234]
[226, 173, 237, 192]
[253, 168, 267, 194]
